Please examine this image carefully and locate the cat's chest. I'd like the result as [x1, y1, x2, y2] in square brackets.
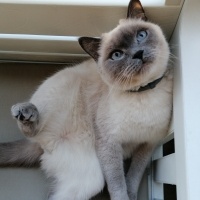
[98, 89, 172, 144]
[111, 95, 161, 127]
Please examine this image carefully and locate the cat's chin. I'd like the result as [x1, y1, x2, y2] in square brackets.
[110, 65, 165, 92]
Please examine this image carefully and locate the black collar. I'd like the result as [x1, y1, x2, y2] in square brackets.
[127, 76, 164, 93]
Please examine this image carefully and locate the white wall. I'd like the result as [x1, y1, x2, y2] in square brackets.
[172, 0, 200, 199]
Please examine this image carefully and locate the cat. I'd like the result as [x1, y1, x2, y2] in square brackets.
[0, 0, 173, 200]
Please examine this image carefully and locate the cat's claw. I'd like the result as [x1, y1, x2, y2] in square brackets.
[11, 102, 39, 123]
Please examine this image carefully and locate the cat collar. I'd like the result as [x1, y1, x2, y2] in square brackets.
[128, 76, 164, 93]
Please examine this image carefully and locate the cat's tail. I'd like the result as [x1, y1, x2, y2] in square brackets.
[0, 139, 43, 167]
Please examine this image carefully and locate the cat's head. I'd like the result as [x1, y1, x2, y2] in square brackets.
[79, 0, 169, 91]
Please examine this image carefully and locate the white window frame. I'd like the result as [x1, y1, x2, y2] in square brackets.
[0, 0, 184, 63]
[151, 1, 200, 200]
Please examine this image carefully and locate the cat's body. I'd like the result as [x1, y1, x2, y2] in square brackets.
[0, 1, 173, 200]
[29, 60, 104, 200]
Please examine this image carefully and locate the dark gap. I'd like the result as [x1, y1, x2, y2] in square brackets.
[163, 139, 175, 157]
[164, 184, 177, 200]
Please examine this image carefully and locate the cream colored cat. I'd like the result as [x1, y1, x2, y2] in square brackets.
[0, 0, 173, 200]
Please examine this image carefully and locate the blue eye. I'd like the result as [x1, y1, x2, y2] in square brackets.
[110, 50, 124, 60]
[137, 30, 148, 42]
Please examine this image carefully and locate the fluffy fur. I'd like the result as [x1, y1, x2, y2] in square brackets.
[0, 1, 173, 200]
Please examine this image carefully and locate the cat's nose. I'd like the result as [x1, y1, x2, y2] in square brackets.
[132, 50, 144, 60]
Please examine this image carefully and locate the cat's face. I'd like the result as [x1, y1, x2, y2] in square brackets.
[98, 19, 169, 91]
[79, 0, 169, 91]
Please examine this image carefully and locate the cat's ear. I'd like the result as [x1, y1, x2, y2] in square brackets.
[78, 37, 101, 61]
[127, 0, 147, 21]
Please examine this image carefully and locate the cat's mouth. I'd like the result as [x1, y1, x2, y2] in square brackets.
[132, 50, 155, 73]
[132, 50, 145, 66]
[131, 58, 152, 74]
[132, 50, 154, 64]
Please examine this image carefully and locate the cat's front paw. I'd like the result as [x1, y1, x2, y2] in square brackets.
[11, 102, 39, 123]
[11, 102, 39, 137]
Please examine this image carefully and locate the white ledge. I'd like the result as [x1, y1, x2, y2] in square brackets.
[0, 0, 166, 6]
[153, 154, 176, 185]
[0, 34, 79, 41]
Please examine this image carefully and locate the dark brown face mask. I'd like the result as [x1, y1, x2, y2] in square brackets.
[78, 0, 147, 62]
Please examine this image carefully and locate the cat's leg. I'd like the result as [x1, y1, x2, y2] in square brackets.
[11, 102, 39, 137]
[126, 143, 154, 200]
[0, 103, 42, 167]
[96, 137, 129, 200]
